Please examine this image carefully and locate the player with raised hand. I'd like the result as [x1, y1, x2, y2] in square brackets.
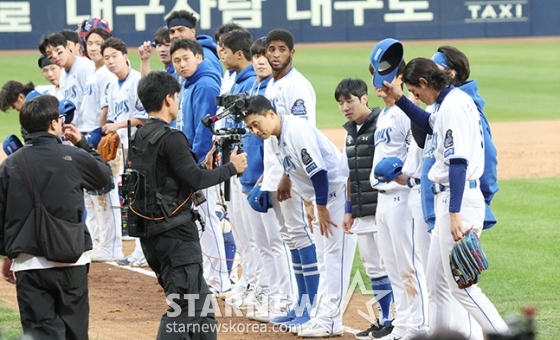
[368, 39, 428, 340]
[262, 28, 320, 330]
[139, 27, 175, 77]
[334, 78, 395, 338]
[243, 95, 357, 338]
[381, 57, 509, 336]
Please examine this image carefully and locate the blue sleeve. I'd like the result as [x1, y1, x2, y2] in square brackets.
[449, 158, 467, 213]
[191, 85, 219, 160]
[310, 170, 329, 205]
[395, 96, 433, 134]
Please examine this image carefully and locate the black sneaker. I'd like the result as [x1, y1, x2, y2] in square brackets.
[355, 320, 381, 339]
[369, 324, 394, 338]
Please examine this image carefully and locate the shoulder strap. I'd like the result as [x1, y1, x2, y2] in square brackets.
[13, 150, 42, 207]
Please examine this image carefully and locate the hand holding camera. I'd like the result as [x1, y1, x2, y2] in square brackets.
[229, 146, 247, 174]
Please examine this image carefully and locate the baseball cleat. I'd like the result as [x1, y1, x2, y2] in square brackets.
[369, 324, 394, 339]
[297, 323, 343, 338]
[354, 320, 381, 339]
[116, 256, 137, 266]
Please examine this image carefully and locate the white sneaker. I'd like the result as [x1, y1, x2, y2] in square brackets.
[225, 284, 253, 308]
[247, 309, 286, 323]
[131, 258, 148, 267]
[289, 320, 313, 334]
[298, 323, 344, 338]
[238, 286, 265, 310]
[376, 333, 403, 340]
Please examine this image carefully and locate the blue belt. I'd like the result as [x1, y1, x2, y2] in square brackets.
[431, 180, 477, 195]
[407, 178, 421, 188]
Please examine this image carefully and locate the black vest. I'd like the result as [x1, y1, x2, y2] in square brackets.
[124, 121, 194, 237]
[343, 108, 381, 218]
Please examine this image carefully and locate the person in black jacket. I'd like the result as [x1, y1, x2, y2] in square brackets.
[0, 94, 111, 340]
[132, 71, 247, 340]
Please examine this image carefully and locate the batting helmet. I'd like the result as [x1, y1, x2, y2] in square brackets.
[373, 157, 404, 183]
[3, 134, 23, 156]
[24, 90, 43, 102]
[370, 38, 403, 88]
[58, 99, 76, 124]
[247, 184, 272, 213]
[87, 127, 103, 149]
[78, 18, 111, 57]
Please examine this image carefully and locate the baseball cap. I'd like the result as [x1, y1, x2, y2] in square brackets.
[58, 99, 76, 124]
[87, 127, 103, 149]
[374, 157, 404, 183]
[3, 134, 23, 156]
[25, 90, 42, 102]
[370, 38, 404, 88]
[247, 184, 272, 213]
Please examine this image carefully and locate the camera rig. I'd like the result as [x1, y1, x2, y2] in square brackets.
[201, 92, 251, 201]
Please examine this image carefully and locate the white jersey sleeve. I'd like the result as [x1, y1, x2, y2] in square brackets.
[428, 89, 485, 186]
[78, 66, 117, 132]
[402, 138, 422, 179]
[61, 57, 95, 125]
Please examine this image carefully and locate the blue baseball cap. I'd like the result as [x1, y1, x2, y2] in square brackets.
[247, 184, 272, 213]
[25, 90, 43, 102]
[374, 157, 404, 183]
[3, 134, 23, 156]
[87, 127, 103, 149]
[58, 99, 76, 124]
[370, 38, 404, 88]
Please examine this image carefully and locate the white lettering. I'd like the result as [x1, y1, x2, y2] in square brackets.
[384, 0, 433, 22]
[0, 2, 31, 32]
[115, 0, 164, 31]
[498, 4, 513, 18]
[467, 4, 481, 19]
[66, 0, 113, 27]
[287, 0, 333, 27]
[333, 0, 383, 26]
[480, 4, 497, 19]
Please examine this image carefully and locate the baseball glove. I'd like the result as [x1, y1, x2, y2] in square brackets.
[97, 132, 120, 163]
[449, 229, 489, 289]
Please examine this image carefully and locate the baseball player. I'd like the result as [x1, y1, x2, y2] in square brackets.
[80, 27, 121, 262]
[138, 27, 175, 78]
[101, 37, 148, 266]
[334, 78, 394, 338]
[368, 46, 428, 339]
[262, 28, 320, 329]
[37, 56, 64, 99]
[43, 32, 95, 129]
[381, 57, 509, 335]
[243, 95, 357, 337]
[214, 23, 247, 94]
[170, 38, 232, 294]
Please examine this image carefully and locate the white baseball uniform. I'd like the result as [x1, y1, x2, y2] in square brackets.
[370, 105, 428, 338]
[428, 88, 508, 334]
[60, 56, 95, 129]
[103, 67, 148, 263]
[272, 115, 357, 334]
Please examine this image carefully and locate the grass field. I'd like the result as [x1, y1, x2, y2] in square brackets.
[0, 39, 559, 338]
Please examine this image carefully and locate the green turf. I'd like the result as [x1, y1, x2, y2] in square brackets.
[0, 301, 22, 340]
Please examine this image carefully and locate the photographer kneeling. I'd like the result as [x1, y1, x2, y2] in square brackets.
[126, 71, 247, 340]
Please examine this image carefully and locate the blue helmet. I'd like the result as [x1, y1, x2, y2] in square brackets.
[247, 184, 272, 213]
[25, 90, 42, 102]
[3, 134, 23, 156]
[87, 127, 103, 149]
[58, 99, 76, 124]
[78, 18, 111, 57]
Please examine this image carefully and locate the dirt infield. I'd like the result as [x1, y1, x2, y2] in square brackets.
[0, 119, 558, 339]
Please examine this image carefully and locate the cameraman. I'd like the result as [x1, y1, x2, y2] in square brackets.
[133, 71, 247, 340]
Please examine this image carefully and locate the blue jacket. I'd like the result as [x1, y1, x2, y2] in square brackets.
[197, 35, 223, 80]
[175, 60, 221, 161]
[249, 76, 271, 96]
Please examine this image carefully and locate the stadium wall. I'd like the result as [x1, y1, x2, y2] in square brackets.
[0, 0, 558, 50]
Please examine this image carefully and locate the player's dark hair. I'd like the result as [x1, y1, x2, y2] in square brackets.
[101, 37, 128, 56]
[221, 30, 253, 61]
[214, 22, 245, 43]
[153, 27, 170, 45]
[166, 10, 198, 28]
[334, 78, 368, 102]
[403, 58, 450, 91]
[60, 29, 80, 44]
[85, 27, 111, 43]
[138, 71, 181, 113]
[250, 37, 267, 57]
[170, 39, 203, 58]
[20, 95, 59, 133]
[0, 81, 35, 112]
[246, 95, 276, 117]
[266, 29, 294, 51]
[38, 35, 50, 56]
[437, 46, 470, 87]
[46, 33, 67, 48]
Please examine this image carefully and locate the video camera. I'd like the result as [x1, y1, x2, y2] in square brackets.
[201, 93, 252, 201]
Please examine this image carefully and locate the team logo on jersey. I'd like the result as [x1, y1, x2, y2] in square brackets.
[305, 163, 317, 174]
[113, 99, 130, 119]
[135, 98, 144, 111]
[444, 129, 454, 148]
[282, 156, 296, 172]
[444, 147, 455, 158]
[64, 85, 78, 99]
[291, 99, 307, 115]
[301, 149, 313, 165]
[374, 127, 392, 146]
[84, 83, 94, 96]
[423, 134, 436, 159]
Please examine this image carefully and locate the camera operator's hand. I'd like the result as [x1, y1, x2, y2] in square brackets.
[229, 146, 247, 174]
[63, 124, 83, 145]
[203, 143, 217, 169]
[138, 41, 153, 61]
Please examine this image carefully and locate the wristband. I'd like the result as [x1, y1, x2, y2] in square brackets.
[345, 200, 352, 214]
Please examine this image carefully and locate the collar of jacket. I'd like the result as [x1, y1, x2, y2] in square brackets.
[24, 131, 62, 146]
